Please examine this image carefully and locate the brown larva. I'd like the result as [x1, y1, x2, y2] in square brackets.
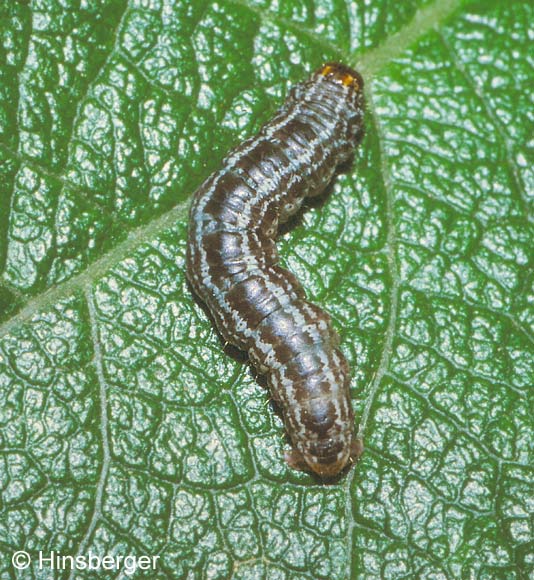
[186, 63, 365, 478]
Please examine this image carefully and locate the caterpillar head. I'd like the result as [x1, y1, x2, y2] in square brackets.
[317, 62, 363, 91]
[287, 62, 364, 114]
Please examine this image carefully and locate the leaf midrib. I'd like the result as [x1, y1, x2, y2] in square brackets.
[0, 0, 461, 338]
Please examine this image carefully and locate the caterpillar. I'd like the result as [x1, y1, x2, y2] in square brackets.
[186, 62, 365, 478]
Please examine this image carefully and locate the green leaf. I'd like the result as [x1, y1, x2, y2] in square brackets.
[0, 0, 532, 578]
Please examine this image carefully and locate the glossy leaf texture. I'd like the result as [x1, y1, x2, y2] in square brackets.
[0, 0, 532, 578]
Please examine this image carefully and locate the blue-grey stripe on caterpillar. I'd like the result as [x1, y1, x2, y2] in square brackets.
[186, 63, 365, 478]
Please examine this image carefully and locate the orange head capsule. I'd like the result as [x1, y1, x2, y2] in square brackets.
[318, 62, 363, 91]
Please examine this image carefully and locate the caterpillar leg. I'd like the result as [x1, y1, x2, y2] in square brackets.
[284, 448, 308, 472]
[350, 438, 364, 463]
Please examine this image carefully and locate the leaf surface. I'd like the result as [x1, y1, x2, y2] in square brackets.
[0, 0, 532, 578]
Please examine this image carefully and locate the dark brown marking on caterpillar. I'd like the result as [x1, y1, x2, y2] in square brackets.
[186, 63, 365, 478]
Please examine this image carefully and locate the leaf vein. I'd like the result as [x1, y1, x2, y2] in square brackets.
[67, 288, 111, 578]
[345, 98, 402, 580]
[438, 30, 533, 224]
[226, 0, 348, 61]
